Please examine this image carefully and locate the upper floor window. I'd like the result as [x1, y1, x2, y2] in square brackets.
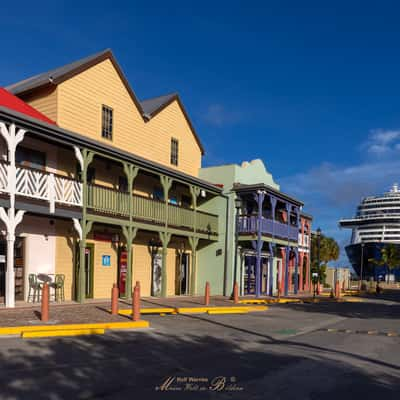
[101, 105, 113, 140]
[16, 146, 46, 170]
[170, 138, 179, 166]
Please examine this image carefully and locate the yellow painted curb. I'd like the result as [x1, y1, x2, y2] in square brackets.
[343, 297, 363, 303]
[105, 321, 149, 330]
[177, 306, 267, 314]
[207, 309, 248, 315]
[117, 308, 176, 315]
[238, 299, 269, 304]
[22, 328, 105, 338]
[245, 306, 268, 311]
[176, 307, 209, 313]
[0, 321, 149, 336]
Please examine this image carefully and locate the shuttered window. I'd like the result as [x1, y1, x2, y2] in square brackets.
[101, 105, 113, 140]
[170, 138, 179, 166]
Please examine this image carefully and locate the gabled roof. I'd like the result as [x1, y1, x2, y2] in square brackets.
[6, 49, 205, 154]
[6, 49, 112, 96]
[0, 88, 56, 125]
[140, 92, 177, 116]
[140, 92, 205, 154]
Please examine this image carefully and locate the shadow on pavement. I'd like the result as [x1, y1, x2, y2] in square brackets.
[0, 323, 399, 400]
[286, 300, 400, 320]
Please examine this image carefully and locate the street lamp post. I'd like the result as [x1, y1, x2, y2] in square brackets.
[359, 242, 365, 291]
[232, 196, 242, 298]
[316, 227, 321, 295]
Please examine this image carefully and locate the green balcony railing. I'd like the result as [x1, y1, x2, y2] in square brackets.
[88, 184, 130, 216]
[87, 184, 218, 235]
[133, 194, 165, 224]
[197, 210, 219, 234]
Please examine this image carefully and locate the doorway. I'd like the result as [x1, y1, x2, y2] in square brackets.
[243, 254, 269, 295]
[84, 244, 94, 299]
[175, 252, 190, 295]
[75, 243, 94, 300]
[151, 253, 162, 296]
[244, 255, 256, 295]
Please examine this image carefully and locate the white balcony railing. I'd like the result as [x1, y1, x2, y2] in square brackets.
[298, 233, 310, 247]
[0, 162, 82, 209]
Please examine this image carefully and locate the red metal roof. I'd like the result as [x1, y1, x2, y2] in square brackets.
[0, 87, 56, 125]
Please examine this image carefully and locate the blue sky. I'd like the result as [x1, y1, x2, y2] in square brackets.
[2, 1, 400, 264]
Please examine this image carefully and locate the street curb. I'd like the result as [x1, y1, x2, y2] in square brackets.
[0, 320, 150, 338]
[115, 305, 268, 316]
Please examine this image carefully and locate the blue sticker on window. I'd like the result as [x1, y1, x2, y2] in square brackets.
[102, 255, 111, 266]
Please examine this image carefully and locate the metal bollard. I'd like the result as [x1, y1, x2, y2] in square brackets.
[233, 281, 239, 304]
[132, 283, 141, 321]
[204, 281, 210, 306]
[41, 282, 49, 322]
[111, 283, 119, 315]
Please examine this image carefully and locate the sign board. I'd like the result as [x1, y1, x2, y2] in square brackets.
[102, 255, 111, 267]
[312, 272, 319, 278]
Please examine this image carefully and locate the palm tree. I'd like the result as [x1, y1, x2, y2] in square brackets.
[370, 243, 400, 282]
[311, 234, 340, 283]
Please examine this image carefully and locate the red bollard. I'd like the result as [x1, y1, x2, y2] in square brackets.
[111, 283, 119, 315]
[41, 282, 49, 322]
[132, 283, 140, 321]
[233, 281, 239, 304]
[335, 281, 340, 298]
[204, 281, 210, 306]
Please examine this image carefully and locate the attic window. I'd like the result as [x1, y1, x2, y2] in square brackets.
[101, 105, 113, 140]
[170, 138, 179, 166]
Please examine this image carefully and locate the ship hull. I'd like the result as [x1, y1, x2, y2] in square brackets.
[345, 242, 400, 280]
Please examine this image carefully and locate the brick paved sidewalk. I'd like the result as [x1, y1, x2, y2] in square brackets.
[0, 302, 128, 327]
[0, 294, 312, 327]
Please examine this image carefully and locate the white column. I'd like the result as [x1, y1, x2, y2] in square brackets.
[0, 122, 26, 307]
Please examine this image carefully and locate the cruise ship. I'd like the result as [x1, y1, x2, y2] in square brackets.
[339, 183, 400, 281]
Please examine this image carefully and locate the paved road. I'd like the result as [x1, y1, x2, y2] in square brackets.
[0, 298, 399, 400]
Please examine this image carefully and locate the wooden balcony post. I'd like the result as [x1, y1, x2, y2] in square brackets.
[188, 236, 199, 295]
[190, 185, 200, 234]
[0, 122, 26, 308]
[76, 219, 93, 303]
[160, 175, 172, 228]
[122, 162, 139, 299]
[294, 248, 299, 294]
[254, 190, 265, 298]
[159, 231, 171, 297]
[75, 149, 94, 304]
[122, 225, 138, 299]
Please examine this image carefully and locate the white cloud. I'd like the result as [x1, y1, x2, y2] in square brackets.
[361, 129, 400, 155]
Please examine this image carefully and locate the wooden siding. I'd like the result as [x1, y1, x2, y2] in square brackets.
[25, 58, 202, 177]
[132, 243, 152, 297]
[88, 238, 118, 299]
[21, 86, 58, 121]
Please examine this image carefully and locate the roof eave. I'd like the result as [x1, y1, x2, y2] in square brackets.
[0, 106, 220, 193]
